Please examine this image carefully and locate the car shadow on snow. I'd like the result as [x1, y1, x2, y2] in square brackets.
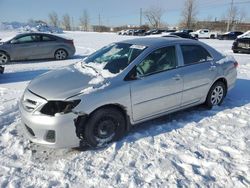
[0, 69, 49, 84]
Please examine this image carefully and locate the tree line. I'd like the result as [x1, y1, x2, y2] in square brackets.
[45, 0, 247, 32]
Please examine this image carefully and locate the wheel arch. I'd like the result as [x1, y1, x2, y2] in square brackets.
[75, 103, 131, 140]
[0, 50, 10, 59]
[209, 77, 228, 96]
[54, 47, 69, 56]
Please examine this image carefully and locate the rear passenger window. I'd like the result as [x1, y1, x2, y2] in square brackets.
[181, 45, 212, 65]
[42, 36, 55, 41]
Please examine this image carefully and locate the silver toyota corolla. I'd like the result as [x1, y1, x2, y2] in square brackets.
[0, 32, 75, 64]
[19, 37, 237, 148]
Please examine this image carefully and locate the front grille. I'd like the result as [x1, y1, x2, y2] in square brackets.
[25, 124, 35, 137]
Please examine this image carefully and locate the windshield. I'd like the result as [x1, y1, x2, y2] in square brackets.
[83, 43, 146, 74]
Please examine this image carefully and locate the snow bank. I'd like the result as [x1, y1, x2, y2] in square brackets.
[0, 31, 249, 188]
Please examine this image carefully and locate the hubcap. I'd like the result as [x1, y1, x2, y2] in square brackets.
[0, 53, 8, 64]
[94, 118, 117, 141]
[211, 86, 224, 105]
[55, 50, 66, 60]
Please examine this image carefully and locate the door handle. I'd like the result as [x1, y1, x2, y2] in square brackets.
[172, 74, 181, 80]
[209, 65, 216, 71]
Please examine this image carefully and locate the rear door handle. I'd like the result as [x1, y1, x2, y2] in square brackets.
[172, 74, 181, 80]
[209, 65, 216, 71]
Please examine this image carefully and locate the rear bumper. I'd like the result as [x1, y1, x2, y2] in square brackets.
[19, 102, 80, 148]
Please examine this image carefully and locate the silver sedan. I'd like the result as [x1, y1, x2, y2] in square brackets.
[19, 37, 237, 148]
[0, 32, 75, 64]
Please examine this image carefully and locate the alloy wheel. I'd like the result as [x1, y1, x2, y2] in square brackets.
[0, 53, 9, 64]
[55, 50, 67, 60]
[211, 85, 224, 105]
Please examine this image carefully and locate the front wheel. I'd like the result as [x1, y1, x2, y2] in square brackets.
[84, 107, 126, 148]
[205, 81, 226, 108]
[54, 49, 68, 60]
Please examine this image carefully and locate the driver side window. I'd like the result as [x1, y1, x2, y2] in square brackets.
[136, 46, 177, 76]
[14, 35, 40, 44]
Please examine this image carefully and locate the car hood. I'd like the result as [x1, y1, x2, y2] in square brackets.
[28, 63, 109, 100]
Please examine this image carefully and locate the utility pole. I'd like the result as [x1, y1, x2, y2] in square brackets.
[227, 0, 234, 31]
[98, 13, 101, 32]
[140, 8, 142, 27]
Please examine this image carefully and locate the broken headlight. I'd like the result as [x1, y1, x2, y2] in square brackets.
[40, 100, 81, 116]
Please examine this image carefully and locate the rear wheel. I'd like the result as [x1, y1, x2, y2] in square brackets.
[0, 51, 10, 64]
[210, 34, 215, 39]
[205, 81, 226, 108]
[54, 49, 68, 60]
[84, 107, 126, 148]
[233, 50, 239, 53]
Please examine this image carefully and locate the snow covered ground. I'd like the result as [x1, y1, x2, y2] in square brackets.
[0, 31, 249, 187]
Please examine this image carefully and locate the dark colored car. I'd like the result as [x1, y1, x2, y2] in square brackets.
[232, 37, 250, 53]
[168, 32, 197, 40]
[179, 29, 193, 34]
[133, 29, 146, 36]
[217, 31, 243, 40]
[0, 32, 75, 64]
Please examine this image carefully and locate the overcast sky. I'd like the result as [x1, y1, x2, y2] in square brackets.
[0, 0, 249, 26]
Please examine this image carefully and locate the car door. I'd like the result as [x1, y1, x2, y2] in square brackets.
[178, 44, 218, 106]
[36, 34, 58, 58]
[129, 46, 183, 122]
[10, 34, 41, 60]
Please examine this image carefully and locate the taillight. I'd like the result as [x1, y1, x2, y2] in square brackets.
[234, 61, 238, 68]
[66, 40, 74, 45]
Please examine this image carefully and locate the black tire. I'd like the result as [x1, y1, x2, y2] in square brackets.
[84, 107, 126, 148]
[210, 34, 215, 39]
[233, 50, 238, 53]
[54, 49, 68, 60]
[205, 81, 226, 109]
[0, 51, 10, 65]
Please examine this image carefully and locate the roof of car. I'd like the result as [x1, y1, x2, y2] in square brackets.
[121, 37, 196, 47]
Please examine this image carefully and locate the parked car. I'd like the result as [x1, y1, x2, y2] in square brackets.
[237, 30, 250, 38]
[19, 37, 237, 148]
[232, 36, 250, 53]
[133, 29, 146, 36]
[167, 32, 197, 40]
[179, 29, 193, 34]
[217, 31, 243, 40]
[145, 29, 170, 35]
[190, 29, 217, 39]
[0, 32, 75, 64]
[0, 66, 4, 74]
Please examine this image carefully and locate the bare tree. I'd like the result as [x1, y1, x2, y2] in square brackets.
[238, 9, 246, 23]
[61, 14, 71, 30]
[144, 6, 164, 28]
[226, 4, 239, 31]
[181, 0, 198, 29]
[79, 10, 90, 31]
[48, 12, 59, 27]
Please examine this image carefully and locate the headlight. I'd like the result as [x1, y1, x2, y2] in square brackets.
[40, 100, 81, 116]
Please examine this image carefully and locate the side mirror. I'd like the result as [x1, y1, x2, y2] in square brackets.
[124, 66, 138, 81]
[10, 39, 18, 44]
